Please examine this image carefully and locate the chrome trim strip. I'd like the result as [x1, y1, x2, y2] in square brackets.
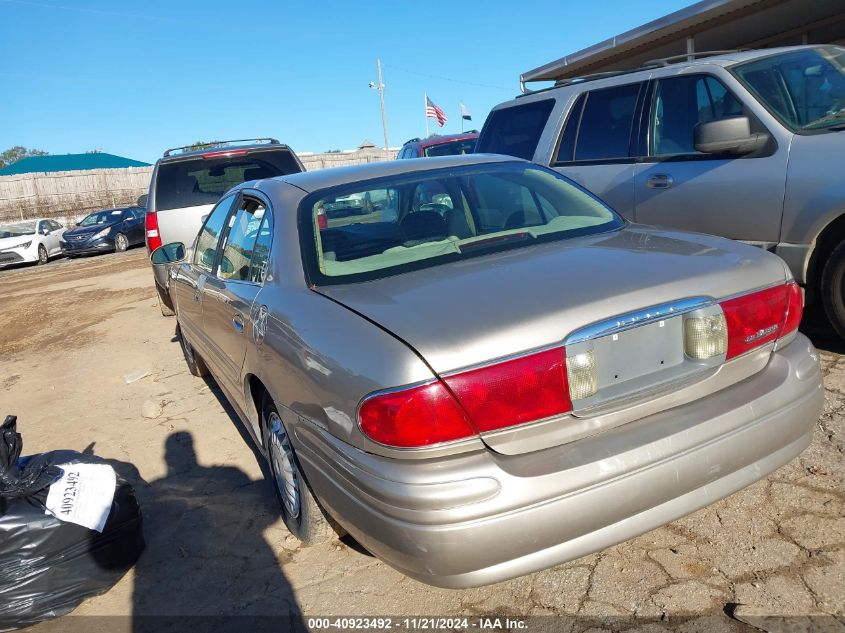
[564, 296, 714, 345]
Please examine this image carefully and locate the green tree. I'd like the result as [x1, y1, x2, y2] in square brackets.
[0, 146, 48, 169]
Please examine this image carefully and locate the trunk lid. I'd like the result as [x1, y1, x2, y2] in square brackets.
[320, 226, 787, 375]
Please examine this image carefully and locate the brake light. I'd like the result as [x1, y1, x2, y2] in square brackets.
[317, 209, 328, 231]
[145, 211, 162, 252]
[201, 149, 249, 159]
[359, 382, 476, 447]
[782, 282, 803, 337]
[444, 348, 571, 432]
[720, 282, 801, 359]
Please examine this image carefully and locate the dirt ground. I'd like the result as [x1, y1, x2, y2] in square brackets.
[1, 250, 843, 633]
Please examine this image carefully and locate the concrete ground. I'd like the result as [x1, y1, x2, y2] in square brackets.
[1, 250, 843, 633]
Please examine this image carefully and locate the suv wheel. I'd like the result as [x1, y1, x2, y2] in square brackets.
[821, 239, 845, 339]
[262, 395, 336, 545]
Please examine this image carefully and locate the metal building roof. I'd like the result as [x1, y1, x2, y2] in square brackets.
[0, 153, 150, 176]
[521, 0, 845, 86]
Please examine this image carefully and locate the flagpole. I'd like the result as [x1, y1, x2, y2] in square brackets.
[424, 92, 429, 138]
[460, 103, 464, 133]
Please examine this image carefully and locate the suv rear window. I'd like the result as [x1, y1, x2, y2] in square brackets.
[424, 138, 477, 157]
[477, 100, 554, 160]
[154, 149, 302, 212]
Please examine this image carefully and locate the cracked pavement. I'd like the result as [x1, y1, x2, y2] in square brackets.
[1, 251, 843, 632]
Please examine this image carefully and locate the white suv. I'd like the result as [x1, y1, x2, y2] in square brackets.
[144, 138, 304, 315]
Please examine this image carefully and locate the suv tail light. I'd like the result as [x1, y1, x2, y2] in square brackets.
[145, 210, 162, 252]
[720, 282, 802, 359]
[359, 348, 573, 447]
[316, 208, 328, 230]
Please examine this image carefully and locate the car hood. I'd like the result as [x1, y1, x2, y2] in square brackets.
[317, 226, 789, 374]
[64, 223, 118, 237]
[0, 234, 36, 249]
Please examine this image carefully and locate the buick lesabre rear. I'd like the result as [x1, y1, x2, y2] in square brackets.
[158, 155, 824, 587]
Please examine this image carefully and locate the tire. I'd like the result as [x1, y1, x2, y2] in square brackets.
[36, 244, 48, 265]
[821, 239, 845, 340]
[115, 233, 129, 253]
[176, 323, 208, 377]
[262, 395, 336, 545]
[155, 281, 176, 317]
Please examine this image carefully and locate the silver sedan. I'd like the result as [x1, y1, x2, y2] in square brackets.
[151, 155, 824, 588]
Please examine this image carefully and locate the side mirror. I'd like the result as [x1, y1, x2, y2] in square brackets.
[40, 228, 50, 236]
[150, 242, 186, 265]
[694, 116, 769, 156]
[137, 194, 148, 208]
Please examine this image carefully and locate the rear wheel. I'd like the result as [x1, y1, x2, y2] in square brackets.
[821, 239, 845, 340]
[36, 244, 48, 265]
[115, 233, 129, 253]
[176, 324, 208, 377]
[262, 395, 336, 545]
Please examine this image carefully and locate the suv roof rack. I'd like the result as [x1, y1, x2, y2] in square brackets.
[642, 50, 742, 67]
[518, 50, 742, 95]
[162, 137, 280, 158]
[403, 138, 421, 145]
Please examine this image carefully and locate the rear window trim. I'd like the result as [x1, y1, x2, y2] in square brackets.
[297, 162, 625, 287]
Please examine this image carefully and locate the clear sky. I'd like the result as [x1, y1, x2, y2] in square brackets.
[1, 0, 694, 162]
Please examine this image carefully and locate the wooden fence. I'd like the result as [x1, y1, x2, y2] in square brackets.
[0, 148, 398, 223]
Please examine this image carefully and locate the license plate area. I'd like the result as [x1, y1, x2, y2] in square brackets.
[594, 317, 684, 387]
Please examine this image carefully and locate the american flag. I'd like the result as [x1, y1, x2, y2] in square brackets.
[425, 96, 448, 127]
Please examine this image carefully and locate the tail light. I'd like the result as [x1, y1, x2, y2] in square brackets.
[145, 210, 162, 252]
[359, 348, 573, 447]
[317, 208, 328, 231]
[720, 281, 802, 359]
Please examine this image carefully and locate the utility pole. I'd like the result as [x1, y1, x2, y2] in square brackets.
[370, 59, 389, 150]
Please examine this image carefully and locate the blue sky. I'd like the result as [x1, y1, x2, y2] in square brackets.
[0, 0, 694, 162]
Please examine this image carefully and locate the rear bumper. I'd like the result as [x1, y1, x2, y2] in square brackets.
[295, 333, 823, 588]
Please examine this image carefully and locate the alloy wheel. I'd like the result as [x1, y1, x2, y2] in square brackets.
[38, 245, 48, 264]
[116, 234, 128, 252]
[268, 412, 301, 519]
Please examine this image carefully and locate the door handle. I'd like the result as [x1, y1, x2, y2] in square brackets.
[232, 314, 245, 333]
[647, 174, 674, 189]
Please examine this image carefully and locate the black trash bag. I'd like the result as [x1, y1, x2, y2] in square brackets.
[0, 415, 145, 631]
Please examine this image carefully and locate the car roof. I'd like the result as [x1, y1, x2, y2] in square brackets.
[266, 154, 520, 194]
[513, 45, 836, 102]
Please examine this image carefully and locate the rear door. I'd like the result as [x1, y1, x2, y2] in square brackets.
[552, 82, 647, 218]
[200, 193, 273, 403]
[171, 193, 239, 355]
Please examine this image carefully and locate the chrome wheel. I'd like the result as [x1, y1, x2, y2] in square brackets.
[268, 412, 301, 519]
[115, 233, 128, 252]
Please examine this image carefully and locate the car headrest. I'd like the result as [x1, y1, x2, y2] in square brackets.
[400, 211, 448, 242]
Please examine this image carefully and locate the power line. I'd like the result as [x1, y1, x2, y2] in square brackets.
[383, 63, 514, 93]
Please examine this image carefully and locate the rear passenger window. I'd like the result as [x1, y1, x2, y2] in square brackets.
[219, 198, 266, 282]
[477, 100, 555, 160]
[248, 210, 273, 283]
[555, 94, 586, 163]
[574, 84, 641, 161]
[194, 193, 238, 273]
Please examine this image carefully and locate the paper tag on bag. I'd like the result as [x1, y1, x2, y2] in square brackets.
[44, 463, 116, 533]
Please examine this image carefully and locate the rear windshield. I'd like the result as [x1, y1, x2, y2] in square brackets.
[424, 138, 477, 157]
[476, 100, 555, 159]
[154, 149, 301, 211]
[302, 162, 622, 285]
